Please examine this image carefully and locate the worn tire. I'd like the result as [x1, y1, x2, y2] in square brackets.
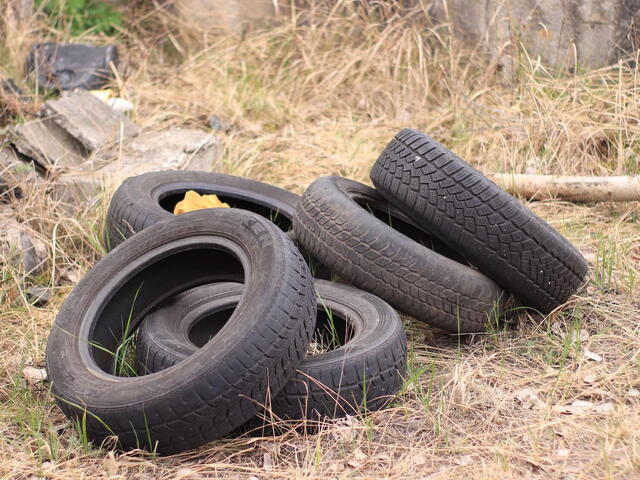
[293, 176, 505, 333]
[104, 171, 300, 250]
[371, 129, 588, 313]
[104, 171, 330, 278]
[136, 280, 407, 422]
[46, 209, 316, 455]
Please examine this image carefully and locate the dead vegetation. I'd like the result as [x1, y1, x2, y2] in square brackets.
[1, 1, 639, 479]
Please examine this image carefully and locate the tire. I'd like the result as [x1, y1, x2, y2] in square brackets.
[45, 209, 316, 455]
[136, 280, 407, 423]
[370, 128, 588, 313]
[293, 176, 505, 333]
[104, 171, 300, 250]
[104, 171, 330, 279]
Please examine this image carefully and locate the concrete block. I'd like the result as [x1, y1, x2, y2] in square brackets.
[434, 0, 640, 71]
[42, 90, 139, 152]
[50, 128, 223, 208]
[11, 118, 85, 171]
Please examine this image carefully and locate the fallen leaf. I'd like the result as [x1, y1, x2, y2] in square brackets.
[22, 366, 47, 385]
[413, 454, 427, 466]
[61, 267, 81, 284]
[454, 455, 473, 466]
[551, 321, 564, 337]
[353, 448, 367, 461]
[555, 448, 570, 458]
[583, 374, 597, 384]
[174, 468, 198, 480]
[553, 400, 614, 415]
[544, 366, 559, 377]
[583, 349, 603, 362]
[628, 388, 640, 398]
[594, 402, 614, 414]
[586, 388, 613, 400]
[103, 451, 118, 477]
[553, 400, 593, 414]
[525, 458, 545, 472]
[263, 452, 273, 471]
[261, 441, 280, 455]
[567, 329, 589, 343]
[515, 388, 545, 409]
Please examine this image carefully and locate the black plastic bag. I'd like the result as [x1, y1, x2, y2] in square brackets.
[26, 43, 118, 91]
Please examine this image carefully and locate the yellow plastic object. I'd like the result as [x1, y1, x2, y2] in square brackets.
[89, 89, 112, 102]
[173, 190, 230, 215]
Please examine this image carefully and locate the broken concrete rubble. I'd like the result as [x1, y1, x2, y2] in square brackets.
[51, 128, 222, 207]
[4, 88, 222, 210]
[26, 285, 52, 306]
[9, 90, 139, 173]
[42, 90, 139, 152]
[0, 205, 48, 277]
[0, 145, 42, 200]
[11, 118, 86, 171]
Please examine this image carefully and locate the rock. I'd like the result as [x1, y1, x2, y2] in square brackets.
[0, 206, 48, 277]
[26, 285, 52, 306]
[50, 128, 223, 207]
[432, 0, 640, 72]
[0, 145, 43, 200]
[42, 90, 140, 152]
[117, 128, 221, 172]
[49, 171, 104, 208]
[174, 0, 278, 32]
[9, 90, 139, 173]
[22, 366, 47, 385]
[60, 267, 81, 284]
[208, 115, 223, 131]
[8, 0, 33, 24]
[10, 118, 86, 171]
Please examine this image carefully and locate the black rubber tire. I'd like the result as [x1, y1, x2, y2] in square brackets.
[370, 128, 588, 313]
[104, 171, 300, 251]
[45, 209, 316, 455]
[104, 171, 331, 279]
[293, 176, 505, 333]
[135, 280, 407, 423]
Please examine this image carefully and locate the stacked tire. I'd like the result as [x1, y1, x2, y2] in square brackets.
[45, 129, 586, 456]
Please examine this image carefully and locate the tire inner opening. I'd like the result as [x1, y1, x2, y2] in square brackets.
[159, 191, 293, 232]
[308, 304, 353, 354]
[189, 306, 235, 347]
[90, 248, 244, 376]
[354, 199, 469, 264]
[187, 301, 354, 354]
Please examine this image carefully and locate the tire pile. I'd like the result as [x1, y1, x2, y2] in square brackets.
[45, 129, 587, 455]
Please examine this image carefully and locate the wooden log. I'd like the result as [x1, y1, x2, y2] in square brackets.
[489, 174, 640, 202]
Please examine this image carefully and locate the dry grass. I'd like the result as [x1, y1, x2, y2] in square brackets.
[1, 1, 640, 479]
